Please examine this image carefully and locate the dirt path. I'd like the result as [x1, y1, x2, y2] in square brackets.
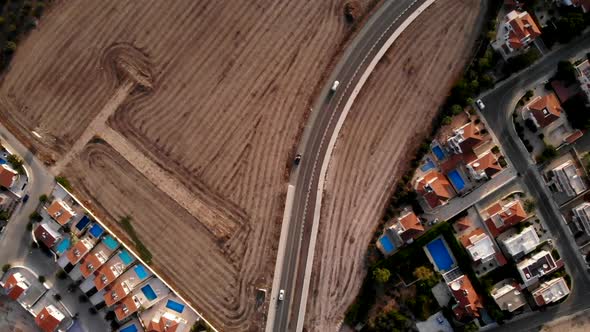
[304, 0, 483, 330]
[100, 127, 243, 239]
[52, 80, 134, 173]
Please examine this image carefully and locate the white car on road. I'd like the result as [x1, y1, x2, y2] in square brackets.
[278, 289, 285, 301]
[476, 99, 485, 110]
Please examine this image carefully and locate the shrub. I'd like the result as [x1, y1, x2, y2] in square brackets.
[29, 211, 42, 222]
[525, 118, 538, 132]
[442, 116, 452, 125]
[538, 144, 558, 163]
[39, 194, 48, 203]
[498, 157, 507, 168]
[26, 222, 33, 231]
[524, 199, 536, 214]
[38, 275, 46, 283]
[2, 263, 11, 272]
[372, 267, 391, 283]
[451, 104, 463, 115]
[54, 294, 62, 301]
[56, 270, 67, 280]
[491, 146, 500, 154]
[55, 176, 72, 191]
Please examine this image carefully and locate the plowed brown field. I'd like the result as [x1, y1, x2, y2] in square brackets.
[0, 0, 379, 330]
[304, 0, 483, 330]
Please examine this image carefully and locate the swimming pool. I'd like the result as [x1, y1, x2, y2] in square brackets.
[119, 250, 134, 265]
[425, 238, 455, 272]
[134, 265, 149, 280]
[75, 216, 91, 231]
[166, 299, 185, 313]
[103, 235, 119, 250]
[141, 284, 157, 301]
[420, 158, 435, 172]
[447, 169, 466, 191]
[432, 146, 445, 160]
[55, 238, 71, 254]
[89, 223, 104, 238]
[378, 235, 395, 254]
[119, 323, 139, 332]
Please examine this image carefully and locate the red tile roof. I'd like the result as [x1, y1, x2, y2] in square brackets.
[95, 263, 118, 291]
[527, 93, 563, 128]
[458, 123, 484, 152]
[147, 315, 181, 332]
[66, 239, 92, 265]
[565, 130, 584, 145]
[3, 272, 28, 301]
[397, 211, 424, 242]
[34, 224, 59, 248]
[459, 228, 486, 247]
[115, 295, 139, 321]
[46, 200, 75, 226]
[416, 171, 456, 209]
[449, 275, 484, 320]
[35, 306, 64, 332]
[507, 11, 541, 50]
[470, 152, 502, 178]
[485, 200, 527, 237]
[0, 164, 17, 188]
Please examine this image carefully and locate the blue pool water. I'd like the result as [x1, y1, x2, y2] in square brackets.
[378, 236, 395, 254]
[421, 158, 436, 172]
[134, 265, 149, 280]
[425, 238, 455, 271]
[119, 250, 134, 265]
[75, 216, 91, 231]
[0, 159, 6, 164]
[55, 238, 71, 254]
[447, 169, 466, 191]
[432, 146, 445, 160]
[119, 324, 139, 332]
[89, 223, 104, 238]
[141, 284, 157, 301]
[103, 235, 118, 250]
[166, 299, 185, 313]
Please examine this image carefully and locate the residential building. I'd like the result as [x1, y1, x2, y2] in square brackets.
[549, 160, 587, 198]
[0, 192, 16, 212]
[576, 58, 590, 100]
[526, 93, 563, 129]
[34, 222, 62, 249]
[467, 152, 502, 180]
[390, 211, 424, 244]
[501, 226, 540, 258]
[104, 264, 152, 307]
[460, 228, 496, 263]
[146, 311, 188, 332]
[532, 277, 570, 306]
[3, 272, 29, 301]
[79, 235, 119, 278]
[493, 10, 541, 58]
[484, 199, 527, 237]
[65, 236, 95, 266]
[447, 122, 484, 155]
[46, 199, 76, 226]
[415, 170, 456, 209]
[115, 278, 170, 321]
[517, 250, 560, 286]
[491, 282, 526, 312]
[0, 163, 18, 188]
[572, 201, 590, 235]
[35, 305, 65, 332]
[447, 274, 484, 320]
[90, 249, 136, 292]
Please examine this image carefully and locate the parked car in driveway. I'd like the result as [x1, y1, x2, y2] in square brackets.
[476, 99, 485, 110]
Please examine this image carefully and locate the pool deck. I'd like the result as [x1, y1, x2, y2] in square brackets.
[139, 294, 200, 329]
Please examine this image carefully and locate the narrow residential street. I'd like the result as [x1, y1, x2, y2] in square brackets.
[479, 33, 590, 331]
[0, 123, 110, 331]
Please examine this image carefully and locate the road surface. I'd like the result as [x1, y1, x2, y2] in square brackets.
[270, 0, 429, 331]
[479, 32, 590, 331]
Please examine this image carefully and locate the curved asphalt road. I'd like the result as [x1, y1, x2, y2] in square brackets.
[272, 1, 427, 331]
[479, 33, 590, 331]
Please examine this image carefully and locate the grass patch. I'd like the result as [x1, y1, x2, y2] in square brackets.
[119, 216, 152, 264]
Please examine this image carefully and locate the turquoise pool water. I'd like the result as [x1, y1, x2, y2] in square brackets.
[141, 284, 157, 301]
[134, 265, 149, 280]
[55, 238, 71, 254]
[103, 235, 118, 250]
[119, 250, 134, 265]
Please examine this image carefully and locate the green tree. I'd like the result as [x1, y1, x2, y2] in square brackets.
[413, 266, 434, 281]
[555, 60, 576, 83]
[39, 194, 48, 204]
[523, 199, 536, 214]
[2, 263, 11, 272]
[451, 104, 463, 115]
[371, 310, 409, 332]
[372, 267, 391, 284]
[442, 116, 452, 125]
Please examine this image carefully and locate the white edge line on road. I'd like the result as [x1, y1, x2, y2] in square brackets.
[295, 1, 436, 331]
[265, 184, 297, 332]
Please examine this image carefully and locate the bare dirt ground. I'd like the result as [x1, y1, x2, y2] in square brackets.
[0, 0, 382, 330]
[541, 309, 590, 332]
[304, 0, 483, 330]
